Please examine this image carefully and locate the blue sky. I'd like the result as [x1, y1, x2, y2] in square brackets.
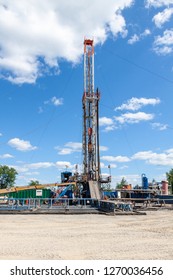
[1, 0, 173, 187]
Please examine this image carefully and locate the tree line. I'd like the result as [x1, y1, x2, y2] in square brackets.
[1, 164, 173, 193]
[0, 165, 39, 188]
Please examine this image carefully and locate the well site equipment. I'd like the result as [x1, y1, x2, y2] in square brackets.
[1, 40, 173, 214]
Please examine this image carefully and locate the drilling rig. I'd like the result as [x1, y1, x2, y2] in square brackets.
[82, 39, 100, 182]
[80, 39, 111, 199]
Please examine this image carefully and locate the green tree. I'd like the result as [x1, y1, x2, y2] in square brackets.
[116, 177, 127, 189]
[28, 180, 40, 186]
[166, 168, 173, 194]
[0, 165, 18, 189]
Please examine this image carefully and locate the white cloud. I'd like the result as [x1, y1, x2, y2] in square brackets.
[100, 162, 117, 169]
[24, 171, 39, 176]
[146, 0, 173, 8]
[142, 29, 151, 37]
[128, 34, 140, 45]
[114, 112, 154, 124]
[151, 122, 168, 130]
[103, 125, 116, 132]
[128, 29, 151, 45]
[109, 164, 117, 169]
[51, 97, 63, 106]
[0, 133, 2, 136]
[26, 162, 54, 169]
[153, 8, 173, 28]
[119, 165, 129, 170]
[11, 165, 29, 173]
[155, 30, 173, 44]
[65, 142, 82, 150]
[0, 153, 13, 159]
[165, 148, 173, 153]
[154, 45, 173, 55]
[115, 97, 160, 111]
[153, 29, 173, 55]
[109, 10, 128, 38]
[101, 155, 130, 162]
[12, 160, 73, 173]
[56, 142, 82, 155]
[132, 151, 154, 160]
[44, 96, 63, 107]
[99, 117, 114, 126]
[8, 138, 37, 151]
[132, 149, 173, 166]
[99, 117, 116, 132]
[11, 162, 54, 173]
[56, 141, 108, 155]
[57, 148, 73, 155]
[0, 0, 133, 84]
[100, 146, 109, 152]
[55, 161, 72, 169]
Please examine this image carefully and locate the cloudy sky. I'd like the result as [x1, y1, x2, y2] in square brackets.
[1, 0, 173, 187]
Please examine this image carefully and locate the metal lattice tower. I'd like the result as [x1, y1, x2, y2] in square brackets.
[82, 39, 100, 181]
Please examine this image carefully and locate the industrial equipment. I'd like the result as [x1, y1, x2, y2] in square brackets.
[142, 173, 149, 189]
[61, 171, 72, 183]
[82, 39, 100, 182]
[79, 39, 111, 199]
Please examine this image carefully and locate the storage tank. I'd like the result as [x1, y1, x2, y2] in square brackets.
[161, 181, 168, 195]
[142, 173, 148, 189]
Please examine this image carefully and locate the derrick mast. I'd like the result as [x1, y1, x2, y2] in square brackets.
[82, 39, 100, 181]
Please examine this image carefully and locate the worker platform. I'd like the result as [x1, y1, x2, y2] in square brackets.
[0, 197, 135, 215]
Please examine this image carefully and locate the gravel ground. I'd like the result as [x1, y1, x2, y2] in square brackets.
[0, 210, 172, 260]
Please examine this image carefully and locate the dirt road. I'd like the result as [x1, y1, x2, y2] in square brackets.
[0, 210, 172, 259]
